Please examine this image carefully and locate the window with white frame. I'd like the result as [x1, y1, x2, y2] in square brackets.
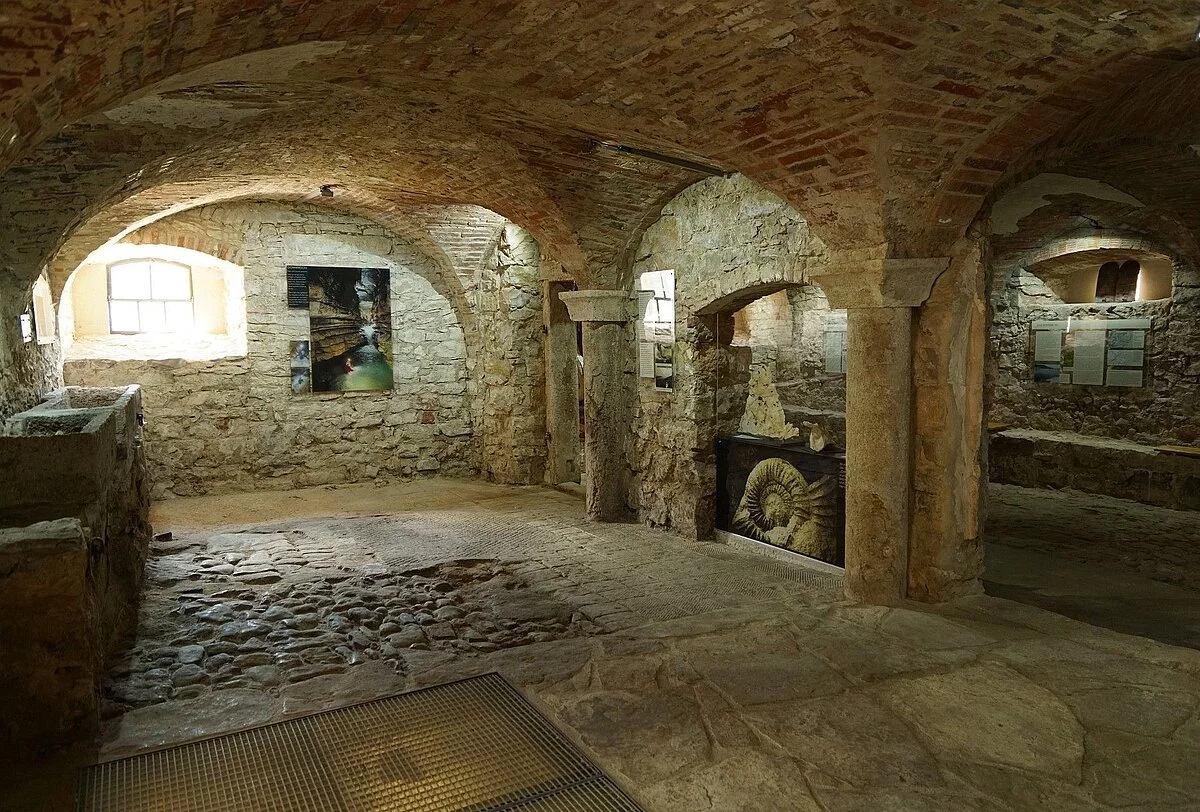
[107, 259, 195, 333]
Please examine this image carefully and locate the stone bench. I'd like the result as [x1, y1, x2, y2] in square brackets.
[989, 428, 1200, 511]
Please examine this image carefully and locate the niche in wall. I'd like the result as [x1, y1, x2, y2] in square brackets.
[1027, 250, 1174, 305]
[721, 285, 846, 446]
[61, 243, 247, 361]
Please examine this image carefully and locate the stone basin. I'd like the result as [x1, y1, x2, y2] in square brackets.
[4, 385, 141, 458]
[0, 385, 143, 526]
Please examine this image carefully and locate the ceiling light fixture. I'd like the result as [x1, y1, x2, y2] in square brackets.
[591, 140, 729, 177]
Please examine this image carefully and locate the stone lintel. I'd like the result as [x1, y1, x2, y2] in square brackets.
[811, 258, 951, 309]
[560, 289, 632, 323]
[0, 517, 88, 558]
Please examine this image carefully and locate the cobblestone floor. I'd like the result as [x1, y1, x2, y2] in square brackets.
[10, 479, 1200, 811]
[985, 483, 1200, 650]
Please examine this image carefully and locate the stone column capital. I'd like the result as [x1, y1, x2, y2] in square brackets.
[809, 257, 950, 309]
[560, 289, 633, 323]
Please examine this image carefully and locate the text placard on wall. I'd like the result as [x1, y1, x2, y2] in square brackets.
[824, 310, 847, 375]
[1030, 318, 1150, 387]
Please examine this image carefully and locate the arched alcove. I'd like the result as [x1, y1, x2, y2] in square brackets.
[628, 174, 838, 544]
[60, 243, 248, 362]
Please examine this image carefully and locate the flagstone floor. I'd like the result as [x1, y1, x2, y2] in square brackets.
[8, 479, 1200, 811]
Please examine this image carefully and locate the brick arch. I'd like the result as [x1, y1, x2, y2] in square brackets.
[40, 147, 580, 304]
[1017, 230, 1200, 295]
[903, 35, 1200, 258]
[46, 186, 496, 369]
[8, 89, 590, 296]
[1024, 234, 1174, 270]
[120, 225, 245, 268]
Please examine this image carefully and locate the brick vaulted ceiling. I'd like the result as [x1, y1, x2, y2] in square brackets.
[2, 1, 1200, 289]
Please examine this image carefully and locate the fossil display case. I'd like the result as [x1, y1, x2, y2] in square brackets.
[715, 434, 846, 567]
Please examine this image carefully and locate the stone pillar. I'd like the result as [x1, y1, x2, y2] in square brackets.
[543, 281, 580, 484]
[909, 234, 987, 600]
[843, 307, 913, 604]
[815, 257, 951, 605]
[560, 290, 635, 522]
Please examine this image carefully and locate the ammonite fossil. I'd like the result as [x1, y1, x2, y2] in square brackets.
[733, 457, 839, 561]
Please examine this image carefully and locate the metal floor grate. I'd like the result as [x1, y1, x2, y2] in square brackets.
[77, 674, 641, 812]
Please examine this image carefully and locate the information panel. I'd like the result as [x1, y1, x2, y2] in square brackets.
[1030, 318, 1150, 387]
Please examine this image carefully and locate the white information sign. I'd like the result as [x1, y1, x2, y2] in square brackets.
[1030, 317, 1150, 388]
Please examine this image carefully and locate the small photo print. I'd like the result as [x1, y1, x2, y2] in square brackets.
[290, 340, 311, 395]
[1033, 362, 1061, 383]
[653, 342, 674, 390]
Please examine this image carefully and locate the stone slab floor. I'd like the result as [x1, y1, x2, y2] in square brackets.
[986, 483, 1200, 651]
[8, 479, 1200, 811]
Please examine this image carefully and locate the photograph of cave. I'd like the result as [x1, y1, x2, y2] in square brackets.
[306, 267, 393, 392]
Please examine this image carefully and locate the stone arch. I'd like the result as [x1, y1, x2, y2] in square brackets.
[46, 187, 483, 357]
[120, 225, 246, 268]
[629, 173, 841, 538]
[634, 174, 830, 305]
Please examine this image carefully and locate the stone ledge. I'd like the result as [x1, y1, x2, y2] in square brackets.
[990, 429, 1200, 511]
[560, 290, 633, 323]
[0, 517, 88, 557]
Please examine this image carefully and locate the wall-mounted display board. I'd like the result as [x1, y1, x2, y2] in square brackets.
[638, 270, 675, 390]
[288, 266, 394, 392]
[1030, 318, 1150, 387]
[824, 310, 847, 374]
[715, 435, 846, 567]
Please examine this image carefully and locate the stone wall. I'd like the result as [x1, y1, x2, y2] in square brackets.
[474, 224, 547, 484]
[0, 271, 62, 419]
[65, 204, 480, 498]
[630, 175, 830, 535]
[990, 259, 1200, 447]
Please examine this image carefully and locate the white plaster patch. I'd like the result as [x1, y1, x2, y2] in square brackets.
[103, 42, 349, 129]
[991, 173, 1143, 235]
[102, 95, 270, 130]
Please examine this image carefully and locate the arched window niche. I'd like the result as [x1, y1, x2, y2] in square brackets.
[1024, 249, 1174, 305]
[61, 243, 247, 361]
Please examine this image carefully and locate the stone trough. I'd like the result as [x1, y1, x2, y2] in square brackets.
[0, 385, 152, 753]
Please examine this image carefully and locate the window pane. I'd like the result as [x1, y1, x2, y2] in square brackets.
[151, 263, 191, 300]
[139, 300, 166, 332]
[109, 300, 140, 332]
[109, 263, 152, 300]
[164, 301, 195, 332]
